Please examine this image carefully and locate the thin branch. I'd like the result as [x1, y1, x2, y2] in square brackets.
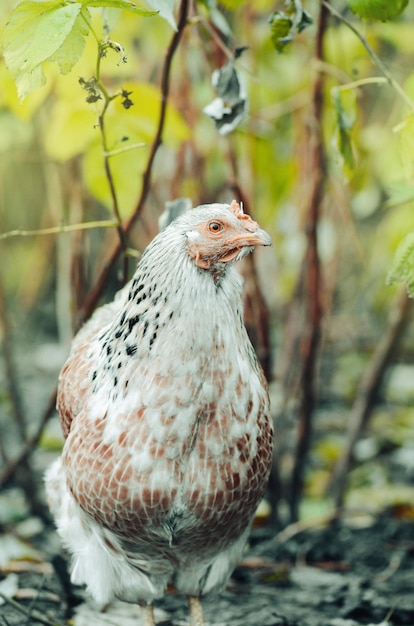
[77, 0, 190, 328]
[0, 593, 61, 626]
[101, 112, 129, 282]
[192, 15, 234, 60]
[328, 286, 412, 508]
[322, 1, 414, 112]
[0, 388, 57, 487]
[99, 117, 124, 235]
[334, 76, 388, 92]
[0, 220, 118, 240]
[104, 142, 146, 157]
[273, 509, 340, 544]
[79, 7, 100, 45]
[0, 275, 26, 439]
[95, 44, 129, 280]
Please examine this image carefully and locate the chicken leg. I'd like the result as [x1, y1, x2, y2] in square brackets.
[188, 595, 204, 626]
[141, 603, 156, 626]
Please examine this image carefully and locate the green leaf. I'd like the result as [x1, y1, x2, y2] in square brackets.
[269, 0, 313, 54]
[332, 88, 356, 173]
[12, 65, 45, 102]
[296, 9, 313, 33]
[0, 60, 51, 120]
[82, 0, 158, 17]
[348, 0, 408, 21]
[142, 0, 176, 29]
[2, 1, 86, 100]
[49, 7, 91, 74]
[270, 12, 293, 53]
[385, 182, 414, 209]
[387, 231, 414, 296]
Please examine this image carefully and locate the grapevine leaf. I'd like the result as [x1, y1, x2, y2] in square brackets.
[348, 0, 408, 22]
[2, 1, 85, 100]
[387, 231, 414, 296]
[82, 0, 158, 17]
[49, 7, 91, 74]
[142, 0, 176, 29]
[12, 66, 45, 103]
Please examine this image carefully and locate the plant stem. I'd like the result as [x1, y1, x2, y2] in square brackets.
[322, 1, 414, 112]
[0, 593, 61, 626]
[104, 142, 146, 158]
[0, 220, 119, 240]
[288, 0, 327, 523]
[95, 43, 129, 280]
[334, 76, 388, 92]
[0, 275, 26, 440]
[80, 7, 100, 45]
[193, 15, 234, 61]
[0, 388, 57, 489]
[77, 0, 190, 328]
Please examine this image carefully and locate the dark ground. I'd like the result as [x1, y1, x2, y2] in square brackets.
[1, 509, 413, 626]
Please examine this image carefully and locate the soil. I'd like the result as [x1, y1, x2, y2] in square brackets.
[1, 512, 413, 626]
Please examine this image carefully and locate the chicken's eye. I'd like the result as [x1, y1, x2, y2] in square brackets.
[208, 222, 224, 233]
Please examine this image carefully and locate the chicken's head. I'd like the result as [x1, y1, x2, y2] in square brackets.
[185, 200, 271, 270]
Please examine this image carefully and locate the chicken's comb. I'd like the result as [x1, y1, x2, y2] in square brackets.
[230, 199, 249, 220]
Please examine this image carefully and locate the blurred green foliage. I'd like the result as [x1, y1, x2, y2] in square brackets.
[1, 0, 414, 291]
[1, 0, 414, 517]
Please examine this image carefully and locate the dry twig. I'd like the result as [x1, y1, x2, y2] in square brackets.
[0, 593, 61, 626]
[328, 287, 412, 507]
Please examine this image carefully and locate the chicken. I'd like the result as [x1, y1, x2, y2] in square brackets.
[45, 200, 273, 626]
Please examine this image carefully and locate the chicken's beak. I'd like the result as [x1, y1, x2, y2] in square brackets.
[232, 227, 272, 248]
[248, 228, 272, 247]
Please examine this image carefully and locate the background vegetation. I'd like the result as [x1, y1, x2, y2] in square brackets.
[1, 0, 414, 532]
